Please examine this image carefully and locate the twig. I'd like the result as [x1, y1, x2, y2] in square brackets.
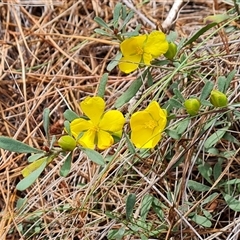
[162, 0, 186, 32]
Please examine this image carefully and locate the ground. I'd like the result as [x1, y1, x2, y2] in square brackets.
[0, 0, 240, 239]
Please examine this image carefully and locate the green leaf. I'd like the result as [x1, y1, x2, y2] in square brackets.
[140, 194, 153, 221]
[22, 157, 48, 177]
[200, 80, 214, 102]
[187, 180, 211, 192]
[121, 11, 134, 31]
[217, 76, 227, 93]
[222, 193, 240, 211]
[126, 193, 136, 219]
[60, 153, 72, 177]
[183, 22, 218, 48]
[176, 118, 190, 135]
[16, 197, 27, 210]
[94, 28, 113, 37]
[63, 109, 79, 122]
[64, 121, 71, 136]
[173, 88, 185, 102]
[43, 108, 50, 139]
[94, 16, 112, 31]
[114, 76, 143, 108]
[82, 148, 105, 166]
[28, 153, 46, 162]
[113, 2, 122, 29]
[213, 158, 223, 181]
[168, 98, 183, 108]
[97, 73, 109, 98]
[165, 129, 180, 140]
[198, 162, 212, 184]
[107, 52, 122, 72]
[204, 14, 229, 24]
[201, 192, 219, 206]
[0, 136, 43, 154]
[124, 132, 135, 154]
[191, 214, 212, 228]
[225, 70, 236, 93]
[219, 179, 240, 186]
[16, 160, 47, 191]
[204, 127, 229, 149]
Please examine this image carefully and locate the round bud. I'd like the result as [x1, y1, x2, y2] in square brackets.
[164, 42, 177, 60]
[58, 135, 77, 151]
[210, 90, 228, 108]
[184, 98, 201, 116]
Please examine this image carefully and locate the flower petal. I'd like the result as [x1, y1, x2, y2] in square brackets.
[144, 31, 169, 58]
[142, 52, 153, 65]
[146, 101, 167, 131]
[118, 55, 141, 74]
[130, 111, 152, 131]
[79, 130, 96, 149]
[120, 35, 147, 57]
[97, 130, 114, 150]
[99, 110, 125, 133]
[70, 118, 92, 139]
[131, 127, 161, 148]
[80, 97, 105, 124]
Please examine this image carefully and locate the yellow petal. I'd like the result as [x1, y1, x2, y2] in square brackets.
[130, 111, 152, 131]
[97, 130, 114, 150]
[146, 101, 167, 130]
[80, 97, 105, 124]
[131, 127, 161, 148]
[79, 130, 96, 149]
[99, 110, 125, 133]
[120, 35, 147, 57]
[142, 52, 153, 65]
[144, 31, 169, 58]
[70, 118, 92, 139]
[118, 55, 141, 74]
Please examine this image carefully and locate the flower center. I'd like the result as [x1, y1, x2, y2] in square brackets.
[90, 125, 100, 133]
[144, 119, 157, 129]
[136, 46, 144, 55]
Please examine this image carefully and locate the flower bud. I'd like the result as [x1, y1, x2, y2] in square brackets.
[58, 135, 76, 151]
[164, 42, 177, 60]
[210, 90, 228, 108]
[184, 98, 201, 116]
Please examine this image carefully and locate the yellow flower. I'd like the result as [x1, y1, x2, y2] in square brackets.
[119, 31, 169, 74]
[70, 97, 125, 150]
[130, 101, 167, 148]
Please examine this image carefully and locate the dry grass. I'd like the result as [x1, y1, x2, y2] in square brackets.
[0, 0, 240, 239]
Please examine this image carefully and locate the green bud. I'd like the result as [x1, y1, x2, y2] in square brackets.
[164, 42, 177, 60]
[210, 90, 228, 108]
[58, 135, 77, 151]
[184, 98, 201, 116]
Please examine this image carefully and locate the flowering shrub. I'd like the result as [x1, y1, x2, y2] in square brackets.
[118, 31, 169, 73]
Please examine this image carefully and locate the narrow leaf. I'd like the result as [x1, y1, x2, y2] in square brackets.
[173, 88, 185, 102]
[187, 180, 210, 192]
[183, 22, 217, 48]
[22, 157, 48, 177]
[0, 136, 43, 154]
[176, 118, 190, 135]
[191, 214, 212, 228]
[107, 52, 122, 72]
[217, 76, 227, 93]
[200, 81, 214, 102]
[28, 153, 45, 162]
[97, 73, 109, 98]
[113, 2, 122, 29]
[114, 77, 142, 108]
[16, 160, 47, 191]
[204, 127, 229, 149]
[43, 108, 50, 138]
[60, 153, 72, 177]
[63, 109, 79, 122]
[82, 148, 105, 166]
[94, 16, 112, 31]
[223, 193, 240, 211]
[140, 194, 153, 221]
[126, 193, 136, 219]
[225, 69, 236, 93]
